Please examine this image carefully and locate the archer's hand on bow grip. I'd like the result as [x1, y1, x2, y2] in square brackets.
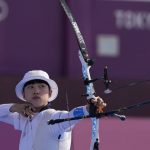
[86, 97, 107, 114]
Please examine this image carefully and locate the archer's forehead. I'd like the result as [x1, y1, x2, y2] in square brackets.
[23, 79, 50, 89]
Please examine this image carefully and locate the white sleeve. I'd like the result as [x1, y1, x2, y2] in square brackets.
[0, 104, 20, 128]
[51, 106, 88, 134]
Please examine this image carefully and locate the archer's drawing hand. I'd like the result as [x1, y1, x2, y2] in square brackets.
[9, 103, 36, 118]
[86, 96, 107, 113]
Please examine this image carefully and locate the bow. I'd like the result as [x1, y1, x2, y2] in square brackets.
[58, 0, 109, 149]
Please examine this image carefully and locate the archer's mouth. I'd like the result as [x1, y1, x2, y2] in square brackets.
[32, 96, 41, 100]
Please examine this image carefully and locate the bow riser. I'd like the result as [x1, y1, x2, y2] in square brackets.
[79, 51, 95, 99]
[79, 50, 99, 150]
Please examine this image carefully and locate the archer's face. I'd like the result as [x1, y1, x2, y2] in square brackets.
[23, 82, 51, 108]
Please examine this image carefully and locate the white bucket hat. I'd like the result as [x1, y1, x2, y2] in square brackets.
[15, 70, 58, 102]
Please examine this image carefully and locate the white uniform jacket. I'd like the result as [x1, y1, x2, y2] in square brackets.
[0, 104, 88, 150]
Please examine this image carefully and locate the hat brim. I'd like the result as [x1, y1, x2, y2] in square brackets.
[15, 76, 58, 102]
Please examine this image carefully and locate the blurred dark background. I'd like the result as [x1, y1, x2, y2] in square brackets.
[0, 0, 150, 117]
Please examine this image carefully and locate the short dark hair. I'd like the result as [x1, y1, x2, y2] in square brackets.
[23, 79, 50, 91]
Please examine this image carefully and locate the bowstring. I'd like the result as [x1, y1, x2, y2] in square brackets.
[65, 89, 72, 135]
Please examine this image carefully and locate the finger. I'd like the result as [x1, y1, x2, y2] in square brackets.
[21, 110, 28, 117]
[90, 99, 97, 103]
[97, 97, 104, 103]
[97, 100, 106, 106]
[25, 109, 33, 116]
[24, 104, 36, 112]
[102, 102, 107, 107]
[97, 108, 103, 113]
[97, 103, 106, 111]
[90, 97, 103, 103]
[24, 107, 34, 117]
[96, 102, 107, 113]
[25, 105, 34, 111]
[97, 98, 106, 106]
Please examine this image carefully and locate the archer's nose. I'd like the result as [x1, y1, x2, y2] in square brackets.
[33, 88, 40, 95]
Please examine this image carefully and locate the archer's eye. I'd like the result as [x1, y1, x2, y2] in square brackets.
[26, 85, 34, 89]
[39, 84, 46, 88]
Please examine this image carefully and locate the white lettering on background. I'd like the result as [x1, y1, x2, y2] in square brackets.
[114, 9, 150, 30]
